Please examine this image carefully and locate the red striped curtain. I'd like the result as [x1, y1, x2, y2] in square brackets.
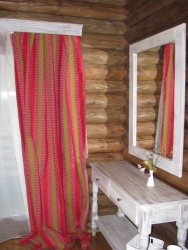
[160, 43, 175, 159]
[12, 32, 91, 250]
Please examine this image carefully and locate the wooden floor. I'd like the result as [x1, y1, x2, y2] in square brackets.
[0, 229, 186, 249]
[0, 233, 112, 250]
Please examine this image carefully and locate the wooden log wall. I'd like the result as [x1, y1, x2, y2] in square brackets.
[136, 47, 163, 150]
[125, 0, 188, 246]
[0, 0, 129, 229]
[2, 0, 187, 245]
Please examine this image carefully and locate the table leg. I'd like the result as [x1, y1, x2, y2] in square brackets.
[91, 181, 99, 236]
[138, 208, 152, 250]
[139, 234, 150, 250]
[176, 203, 188, 249]
[177, 227, 187, 249]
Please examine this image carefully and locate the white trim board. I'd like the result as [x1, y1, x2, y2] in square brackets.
[0, 18, 83, 36]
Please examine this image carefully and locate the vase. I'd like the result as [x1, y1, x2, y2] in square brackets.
[147, 170, 155, 187]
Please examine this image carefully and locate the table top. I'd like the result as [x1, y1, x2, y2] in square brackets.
[90, 161, 188, 206]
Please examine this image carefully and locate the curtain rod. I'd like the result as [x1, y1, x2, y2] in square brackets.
[0, 18, 83, 36]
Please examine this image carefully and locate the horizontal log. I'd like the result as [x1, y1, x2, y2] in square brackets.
[137, 108, 158, 122]
[87, 124, 125, 139]
[126, 0, 148, 12]
[86, 109, 126, 124]
[81, 18, 127, 36]
[83, 48, 127, 66]
[0, 11, 128, 50]
[127, 0, 188, 43]
[185, 88, 188, 106]
[137, 94, 160, 108]
[86, 152, 124, 167]
[85, 65, 127, 80]
[137, 80, 162, 94]
[145, 47, 162, 53]
[183, 149, 188, 173]
[137, 135, 155, 141]
[137, 67, 163, 81]
[0, 1, 128, 21]
[0, 11, 128, 38]
[88, 139, 124, 153]
[86, 94, 126, 110]
[185, 109, 188, 127]
[87, 167, 92, 181]
[65, 0, 127, 7]
[0, 10, 128, 36]
[137, 122, 156, 136]
[137, 51, 163, 66]
[85, 79, 127, 95]
[123, 134, 128, 147]
[2, 0, 127, 8]
[184, 130, 188, 150]
[81, 33, 127, 50]
[128, 0, 178, 27]
[136, 136, 154, 149]
[124, 122, 128, 134]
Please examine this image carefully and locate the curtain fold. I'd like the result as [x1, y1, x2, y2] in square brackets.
[0, 32, 30, 243]
[12, 32, 90, 250]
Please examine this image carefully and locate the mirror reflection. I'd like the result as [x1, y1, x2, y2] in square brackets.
[136, 44, 174, 160]
[129, 23, 186, 177]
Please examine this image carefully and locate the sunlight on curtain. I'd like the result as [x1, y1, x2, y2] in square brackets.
[0, 32, 30, 243]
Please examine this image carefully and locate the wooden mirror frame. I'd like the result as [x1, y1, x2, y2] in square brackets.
[129, 23, 186, 177]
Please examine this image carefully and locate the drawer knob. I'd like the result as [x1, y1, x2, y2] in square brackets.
[96, 178, 100, 181]
[117, 198, 122, 202]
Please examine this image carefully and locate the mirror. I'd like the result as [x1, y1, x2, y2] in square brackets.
[129, 23, 186, 177]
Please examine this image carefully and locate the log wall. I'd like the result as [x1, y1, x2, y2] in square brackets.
[1, 0, 188, 246]
[0, 0, 128, 229]
[125, 0, 188, 245]
[136, 48, 163, 150]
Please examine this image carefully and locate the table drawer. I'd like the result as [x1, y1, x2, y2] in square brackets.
[92, 169, 109, 195]
[109, 182, 138, 225]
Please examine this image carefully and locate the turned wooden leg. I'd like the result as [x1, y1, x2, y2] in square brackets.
[138, 208, 152, 250]
[177, 227, 187, 249]
[176, 203, 188, 249]
[91, 182, 99, 236]
[139, 234, 149, 250]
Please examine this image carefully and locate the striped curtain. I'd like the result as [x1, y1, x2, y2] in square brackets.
[11, 32, 90, 250]
[160, 43, 175, 159]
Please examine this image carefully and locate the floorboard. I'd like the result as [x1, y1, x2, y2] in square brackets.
[0, 233, 112, 250]
[0, 230, 181, 249]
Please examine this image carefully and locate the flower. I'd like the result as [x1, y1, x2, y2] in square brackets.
[137, 144, 163, 176]
[137, 164, 145, 173]
[143, 154, 157, 172]
[144, 149, 164, 173]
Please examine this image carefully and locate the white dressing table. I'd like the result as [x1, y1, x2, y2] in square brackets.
[90, 161, 188, 250]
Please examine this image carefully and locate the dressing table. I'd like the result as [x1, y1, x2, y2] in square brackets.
[90, 161, 188, 250]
